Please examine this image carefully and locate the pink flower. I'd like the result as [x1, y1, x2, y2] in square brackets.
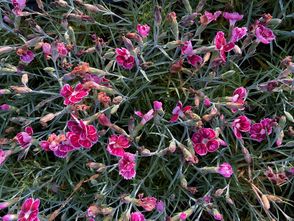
[223, 12, 243, 26]
[57, 42, 68, 57]
[203, 97, 211, 107]
[250, 118, 273, 142]
[115, 48, 135, 70]
[137, 24, 150, 38]
[0, 104, 10, 111]
[18, 198, 40, 221]
[42, 42, 52, 59]
[187, 54, 203, 68]
[156, 200, 165, 212]
[255, 24, 275, 44]
[217, 162, 234, 178]
[232, 116, 251, 139]
[153, 101, 163, 111]
[60, 83, 89, 105]
[15, 127, 33, 148]
[135, 109, 155, 125]
[214, 31, 235, 62]
[192, 128, 225, 156]
[138, 196, 157, 211]
[40, 133, 74, 158]
[170, 101, 192, 122]
[67, 119, 98, 149]
[2, 214, 18, 221]
[230, 87, 247, 113]
[107, 135, 130, 157]
[130, 212, 145, 221]
[179, 212, 187, 220]
[200, 11, 222, 25]
[0, 149, 12, 166]
[118, 152, 136, 180]
[181, 41, 193, 56]
[20, 50, 35, 64]
[230, 27, 247, 43]
[12, 0, 26, 16]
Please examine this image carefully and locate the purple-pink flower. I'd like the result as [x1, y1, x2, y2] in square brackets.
[192, 128, 226, 156]
[217, 162, 234, 178]
[223, 12, 243, 26]
[17, 49, 35, 64]
[230, 87, 247, 113]
[230, 27, 247, 43]
[115, 48, 135, 70]
[153, 101, 163, 112]
[250, 118, 273, 142]
[170, 101, 192, 122]
[137, 24, 150, 38]
[181, 41, 193, 56]
[130, 212, 145, 221]
[60, 83, 89, 105]
[107, 134, 130, 157]
[18, 198, 40, 221]
[0, 104, 10, 111]
[214, 31, 235, 62]
[118, 152, 136, 180]
[232, 116, 251, 139]
[255, 24, 276, 44]
[15, 127, 33, 148]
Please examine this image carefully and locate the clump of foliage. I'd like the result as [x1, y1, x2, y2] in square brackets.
[0, 0, 293, 220]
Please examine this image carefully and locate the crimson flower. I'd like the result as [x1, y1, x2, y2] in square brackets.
[18, 198, 40, 221]
[60, 83, 89, 105]
[232, 115, 251, 139]
[250, 118, 273, 142]
[214, 31, 235, 63]
[115, 48, 135, 70]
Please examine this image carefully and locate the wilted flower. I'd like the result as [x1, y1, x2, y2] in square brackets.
[200, 11, 222, 25]
[40, 133, 75, 158]
[187, 54, 203, 68]
[107, 134, 130, 157]
[181, 41, 193, 56]
[166, 12, 177, 23]
[255, 24, 276, 44]
[17, 48, 35, 64]
[86, 205, 99, 219]
[170, 59, 183, 73]
[223, 12, 243, 26]
[12, 0, 26, 16]
[135, 109, 154, 125]
[137, 195, 157, 211]
[60, 83, 89, 105]
[230, 87, 247, 113]
[42, 42, 52, 59]
[232, 116, 251, 139]
[115, 48, 135, 70]
[250, 118, 273, 142]
[130, 212, 145, 221]
[0, 149, 12, 166]
[57, 42, 68, 57]
[192, 128, 226, 156]
[118, 152, 136, 180]
[97, 92, 111, 107]
[217, 162, 234, 178]
[15, 127, 33, 148]
[230, 27, 247, 43]
[137, 24, 150, 38]
[66, 118, 98, 149]
[18, 198, 40, 221]
[170, 101, 192, 122]
[214, 31, 235, 62]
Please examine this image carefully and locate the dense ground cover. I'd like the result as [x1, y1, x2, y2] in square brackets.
[0, 0, 293, 220]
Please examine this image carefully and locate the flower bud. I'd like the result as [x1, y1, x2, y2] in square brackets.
[40, 113, 55, 127]
[154, 6, 162, 25]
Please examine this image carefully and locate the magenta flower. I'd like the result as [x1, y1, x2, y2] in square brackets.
[153, 101, 163, 111]
[107, 134, 130, 157]
[42, 42, 52, 59]
[192, 128, 225, 156]
[200, 11, 222, 25]
[181, 41, 193, 56]
[170, 101, 192, 122]
[57, 42, 68, 57]
[18, 198, 40, 221]
[135, 109, 155, 125]
[232, 116, 251, 139]
[203, 97, 211, 107]
[97, 113, 112, 127]
[15, 127, 33, 148]
[137, 24, 150, 38]
[12, 0, 26, 16]
[250, 118, 273, 142]
[115, 48, 135, 70]
[187, 54, 203, 68]
[40, 133, 74, 158]
[60, 83, 89, 105]
[217, 162, 234, 178]
[130, 212, 145, 221]
[0, 104, 10, 111]
[67, 119, 98, 149]
[230, 87, 247, 113]
[118, 152, 136, 180]
[230, 27, 247, 43]
[179, 212, 187, 220]
[20, 50, 35, 64]
[214, 31, 235, 62]
[223, 12, 243, 26]
[255, 24, 276, 44]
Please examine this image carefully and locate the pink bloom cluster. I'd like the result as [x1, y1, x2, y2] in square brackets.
[18, 198, 40, 221]
[60, 83, 89, 105]
[192, 128, 226, 156]
[250, 118, 273, 142]
[181, 41, 203, 68]
[115, 48, 135, 70]
[15, 127, 33, 148]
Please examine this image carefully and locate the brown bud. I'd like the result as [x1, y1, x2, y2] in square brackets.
[10, 86, 32, 93]
[261, 194, 270, 210]
[0, 46, 15, 55]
